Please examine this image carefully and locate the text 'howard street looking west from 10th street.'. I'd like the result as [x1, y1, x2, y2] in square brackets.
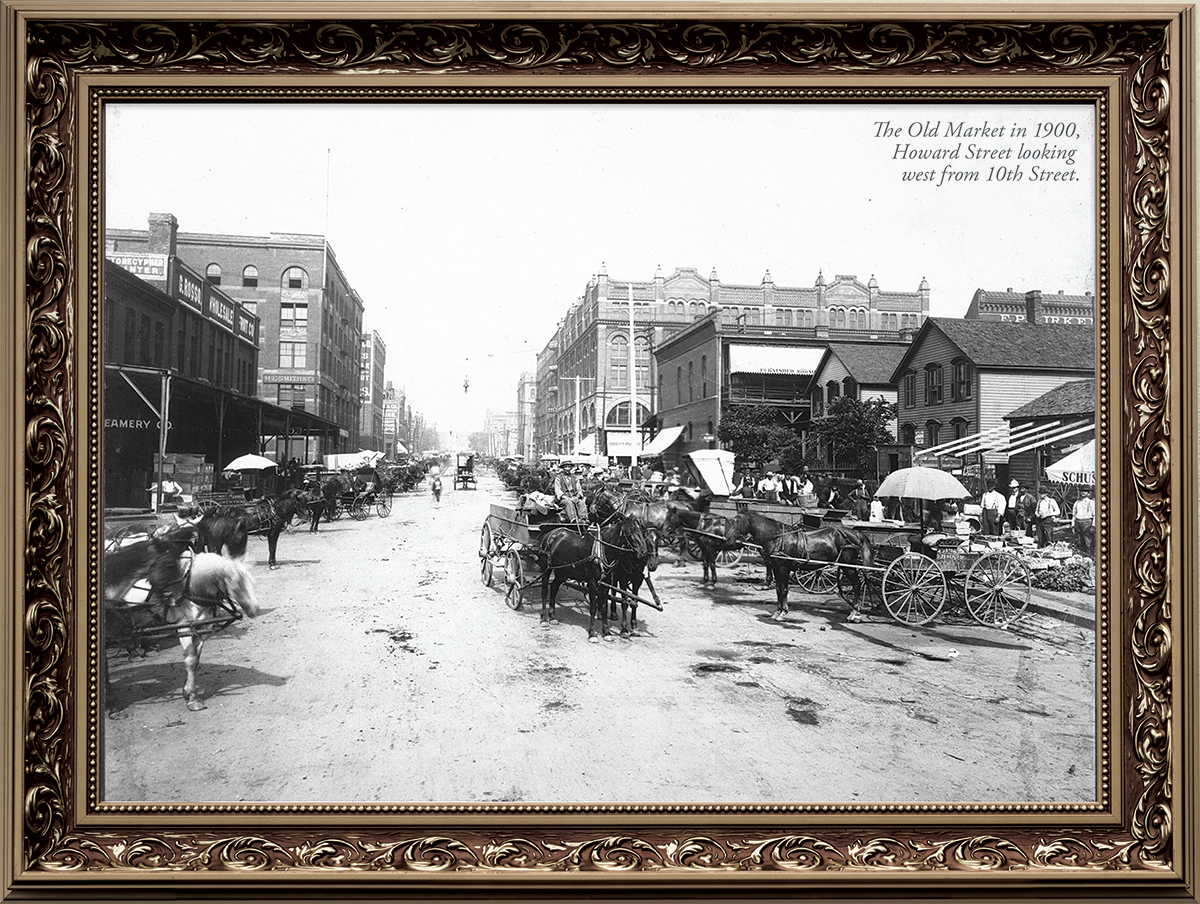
[877, 118, 1082, 187]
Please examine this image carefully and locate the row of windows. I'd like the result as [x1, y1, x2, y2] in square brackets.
[810, 378, 858, 415]
[110, 302, 255, 393]
[902, 360, 972, 407]
[899, 418, 970, 447]
[206, 264, 308, 290]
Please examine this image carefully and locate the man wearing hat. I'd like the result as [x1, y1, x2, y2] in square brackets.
[1034, 487, 1061, 547]
[981, 481, 1007, 536]
[553, 461, 588, 523]
[849, 479, 871, 521]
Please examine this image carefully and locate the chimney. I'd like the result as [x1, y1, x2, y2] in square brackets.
[148, 212, 178, 256]
[1025, 289, 1043, 324]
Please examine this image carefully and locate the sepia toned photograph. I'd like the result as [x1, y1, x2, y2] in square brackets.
[6, 2, 1192, 896]
[100, 100, 1100, 805]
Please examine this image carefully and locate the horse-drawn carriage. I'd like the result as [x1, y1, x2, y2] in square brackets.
[455, 453, 477, 491]
[478, 501, 663, 639]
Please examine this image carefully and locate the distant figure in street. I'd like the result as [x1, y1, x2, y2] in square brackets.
[430, 473, 443, 504]
[304, 476, 325, 532]
[1035, 489, 1061, 547]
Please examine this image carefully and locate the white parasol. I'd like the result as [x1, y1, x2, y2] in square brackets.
[874, 466, 971, 501]
[223, 453, 278, 471]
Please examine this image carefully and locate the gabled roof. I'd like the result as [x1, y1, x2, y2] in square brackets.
[1005, 378, 1097, 420]
[890, 317, 1095, 381]
[822, 342, 908, 386]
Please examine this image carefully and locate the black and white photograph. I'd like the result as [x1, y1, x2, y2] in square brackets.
[100, 100, 1100, 806]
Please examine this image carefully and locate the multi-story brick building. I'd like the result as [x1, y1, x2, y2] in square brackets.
[359, 330, 387, 452]
[964, 286, 1095, 325]
[107, 213, 365, 459]
[649, 270, 929, 461]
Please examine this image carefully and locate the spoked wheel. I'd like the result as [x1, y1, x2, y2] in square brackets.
[376, 491, 392, 517]
[505, 549, 524, 610]
[716, 547, 743, 566]
[481, 556, 494, 587]
[965, 551, 1032, 627]
[795, 564, 839, 594]
[327, 498, 343, 521]
[479, 522, 493, 559]
[351, 496, 371, 520]
[881, 553, 947, 626]
[838, 567, 882, 609]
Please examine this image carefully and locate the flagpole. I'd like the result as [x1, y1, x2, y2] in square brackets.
[628, 284, 638, 469]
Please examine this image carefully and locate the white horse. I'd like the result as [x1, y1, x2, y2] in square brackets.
[105, 545, 261, 711]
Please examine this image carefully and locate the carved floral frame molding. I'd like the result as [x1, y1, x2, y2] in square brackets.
[7, 3, 1192, 896]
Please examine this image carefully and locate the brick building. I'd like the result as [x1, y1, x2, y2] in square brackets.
[359, 330, 387, 452]
[107, 213, 365, 459]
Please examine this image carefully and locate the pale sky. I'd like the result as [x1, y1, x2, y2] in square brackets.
[105, 102, 1095, 439]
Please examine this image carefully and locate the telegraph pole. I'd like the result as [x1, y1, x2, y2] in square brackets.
[628, 284, 638, 469]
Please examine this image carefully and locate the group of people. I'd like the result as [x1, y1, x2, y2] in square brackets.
[978, 478, 1094, 554]
[730, 469, 816, 505]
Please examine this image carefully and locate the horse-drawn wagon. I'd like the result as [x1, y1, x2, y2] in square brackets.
[455, 453, 477, 491]
[478, 501, 663, 638]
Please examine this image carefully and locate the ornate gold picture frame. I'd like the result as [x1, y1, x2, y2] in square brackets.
[2, 1, 1195, 898]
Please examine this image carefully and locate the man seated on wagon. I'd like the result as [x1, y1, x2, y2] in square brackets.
[552, 462, 589, 523]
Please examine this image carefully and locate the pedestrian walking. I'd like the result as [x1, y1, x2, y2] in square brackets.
[981, 482, 1007, 536]
[1072, 489, 1095, 556]
[430, 472, 443, 504]
[1034, 488, 1060, 547]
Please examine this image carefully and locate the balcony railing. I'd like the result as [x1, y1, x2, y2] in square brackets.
[723, 387, 812, 407]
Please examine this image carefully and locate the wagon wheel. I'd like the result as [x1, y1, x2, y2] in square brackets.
[881, 553, 947, 626]
[376, 491, 392, 518]
[716, 546, 743, 566]
[964, 551, 1032, 627]
[326, 497, 343, 520]
[838, 565, 882, 608]
[504, 549, 524, 610]
[479, 522, 493, 559]
[795, 564, 838, 594]
[481, 555, 494, 587]
[352, 495, 372, 520]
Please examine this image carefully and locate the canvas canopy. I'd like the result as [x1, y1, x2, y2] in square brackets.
[728, 344, 824, 375]
[1045, 439, 1096, 485]
[323, 450, 385, 471]
[641, 425, 685, 456]
[686, 449, 736, 496]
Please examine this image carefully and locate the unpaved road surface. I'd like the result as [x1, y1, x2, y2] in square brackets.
[104, 468, 1096, 805]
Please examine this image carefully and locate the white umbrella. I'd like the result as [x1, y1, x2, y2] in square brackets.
[223, 453, 278, 471]
[875, 466, 971, 501]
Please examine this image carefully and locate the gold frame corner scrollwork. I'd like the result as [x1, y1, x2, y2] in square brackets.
[9, 4, 1193, 895]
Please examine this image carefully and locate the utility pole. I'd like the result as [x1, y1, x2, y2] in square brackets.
[628, 284, 638, 469]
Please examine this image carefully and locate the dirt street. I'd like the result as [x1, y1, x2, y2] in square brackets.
[103, 468, 1096, 805]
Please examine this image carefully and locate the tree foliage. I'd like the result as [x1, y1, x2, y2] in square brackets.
[717, 405, 808, 471]
[810, 396, 897, 472]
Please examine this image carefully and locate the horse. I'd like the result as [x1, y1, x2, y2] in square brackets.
[537, 515, 655, 642]
[104, 537, 261, 710]
[725, 511, 875, 620]
[209, 491, 309, 567]
[589, 486, 710, 552]
[672, 509, 735, 586]
[602, 516, 660, 638]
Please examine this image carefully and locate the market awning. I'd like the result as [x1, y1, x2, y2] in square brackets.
[916, 418, 1094, 462]
[728, 344, 824, 376]
[572, 433, 597, 456]
[1045, 439, 1095, 484]
[641, 425, 685, 456]
[686, 449, 735, 495]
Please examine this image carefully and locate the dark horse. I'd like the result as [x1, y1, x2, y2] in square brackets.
[604, 517, 661, 638]
[537, 515, 655, 642]
[198, 491, 309, 568]
[589, 486, 710, 550]
[725, 511, 875, 620]
[672, 510, 736, 586]
[103, 527, 260, 710]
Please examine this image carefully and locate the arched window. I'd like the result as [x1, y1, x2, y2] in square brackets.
[282, 266, 307, 290]
[951, 357, 973, 402]
[827, 380, 840, 404]
[926, 420, 942, 446]
[900, 423, 916, 445]
[688, 361, 694, 402]
[205, 263, 221, 286]
[811, 386, 824, 417]
[242, 265, 258, 287]
[834, 308, 846, 328]
[785, 309, 794, 327]
[700, 355, 708, 397]
[924, 363, 943, 405]
[952, 417, 969, 440]
[775, 310, 785, 327]
[609, 335, 628, 388]
[606, 401, 651, 428]
[902, 370, 917, 407]
[843, 377, 857, 400]
[676, 366, 683, 405]
[687, 422, 694, 442]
